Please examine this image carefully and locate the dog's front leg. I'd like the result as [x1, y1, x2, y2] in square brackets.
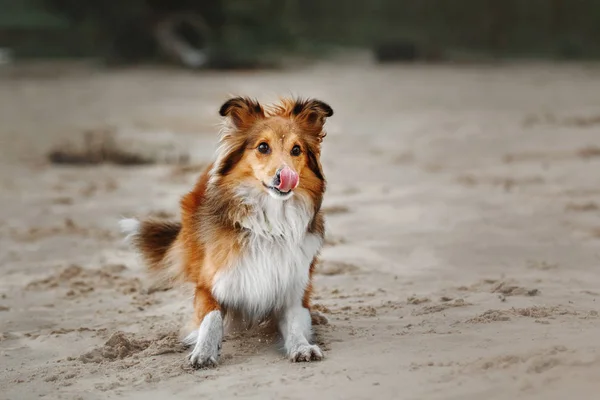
[185, 286, 223, 368]
[279, 303, 323, 362]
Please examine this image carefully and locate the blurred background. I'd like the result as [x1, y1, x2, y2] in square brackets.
[2, 0, 600, 67]
[2, 2, 600, 399]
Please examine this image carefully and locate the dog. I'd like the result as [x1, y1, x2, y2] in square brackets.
[120, 96, 333, 368]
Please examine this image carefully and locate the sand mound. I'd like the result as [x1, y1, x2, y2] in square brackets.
[79, 331, 184, 364]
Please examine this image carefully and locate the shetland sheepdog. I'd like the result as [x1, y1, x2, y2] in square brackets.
[120, 96, 333, 368]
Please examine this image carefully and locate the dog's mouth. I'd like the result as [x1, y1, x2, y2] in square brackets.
[262, 182, 292, 197]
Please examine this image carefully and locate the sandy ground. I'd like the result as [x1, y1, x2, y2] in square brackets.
[1, 61, 600, 400]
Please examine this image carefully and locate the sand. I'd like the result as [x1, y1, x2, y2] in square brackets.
[1, 60, 600, 400]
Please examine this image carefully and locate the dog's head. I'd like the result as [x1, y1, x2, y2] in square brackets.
[213, 97, 333, 202]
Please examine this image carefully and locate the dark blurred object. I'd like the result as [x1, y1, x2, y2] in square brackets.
[48, 129, 157, 166]
[154, 12, 210, 68]
[373, 41, 419, 63]
[47, 129, 191, 166]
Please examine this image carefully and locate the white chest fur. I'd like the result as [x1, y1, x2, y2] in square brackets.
[211, 192, 322, 320]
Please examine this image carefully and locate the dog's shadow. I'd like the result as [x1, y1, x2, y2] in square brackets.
[211, 310, 331, 366]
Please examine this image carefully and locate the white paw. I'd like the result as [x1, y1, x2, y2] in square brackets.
[289, 344, 324, 362]
[187, 310, 223, 369]
[188, 343, 220, 369]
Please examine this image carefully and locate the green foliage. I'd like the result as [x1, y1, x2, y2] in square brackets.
[2, 0, 600, 61]
[0, 0, 67, 29]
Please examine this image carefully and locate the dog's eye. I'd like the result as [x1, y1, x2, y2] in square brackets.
[291, 145, 301, 156]
[257, 142, 270, 154]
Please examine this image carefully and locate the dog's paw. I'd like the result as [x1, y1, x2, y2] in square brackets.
[289, 344, 324, 362]
[188, 346, 220, 369]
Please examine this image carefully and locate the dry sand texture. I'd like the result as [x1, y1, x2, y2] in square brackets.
[1, 61, 600, 399]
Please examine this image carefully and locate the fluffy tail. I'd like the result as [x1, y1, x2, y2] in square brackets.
[120, 218, 183, 285]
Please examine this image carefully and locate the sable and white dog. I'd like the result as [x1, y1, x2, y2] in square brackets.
[120, 96, 333, 368]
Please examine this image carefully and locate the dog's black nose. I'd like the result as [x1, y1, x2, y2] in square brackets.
[273, 169, 281, 187]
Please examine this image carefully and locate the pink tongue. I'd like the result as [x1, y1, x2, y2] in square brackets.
[278, 167, 299, 192]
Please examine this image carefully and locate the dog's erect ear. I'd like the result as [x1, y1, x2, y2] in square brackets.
[290, 98, 333, 141]
[219, 97, 265, 130]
